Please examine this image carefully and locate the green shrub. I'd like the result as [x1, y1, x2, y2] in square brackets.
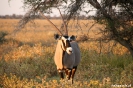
[0, 31, 8, 43]
[0, 43, 133, 87]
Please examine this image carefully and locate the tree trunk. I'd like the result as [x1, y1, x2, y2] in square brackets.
[117, 39, 133, 58]
[127, 47, 133, 58]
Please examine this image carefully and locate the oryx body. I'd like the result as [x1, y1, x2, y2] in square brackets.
[54, 34, 81, 83]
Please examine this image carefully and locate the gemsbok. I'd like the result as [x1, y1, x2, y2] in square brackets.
[39, 9, 81, 84]
[54, 34, 81, 84]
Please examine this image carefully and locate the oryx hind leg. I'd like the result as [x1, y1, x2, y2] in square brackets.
[58, 69, 64, 79]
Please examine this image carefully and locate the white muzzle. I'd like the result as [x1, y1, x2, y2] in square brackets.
[66, 47, 73, 54]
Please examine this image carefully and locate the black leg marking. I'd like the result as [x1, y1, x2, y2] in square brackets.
[65, 68, 72, 80]
[71, 66, 77, 84]
[67, 69, 72, 80]
[65, 69, 68, 76]
[58, 69, 64, 79]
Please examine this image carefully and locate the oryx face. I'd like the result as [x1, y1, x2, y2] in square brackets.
[54, 34, 76, 55]
[61, 36, 73, 54]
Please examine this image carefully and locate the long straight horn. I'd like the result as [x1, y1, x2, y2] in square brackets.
[57, 8, 68, 36]
[39, 11, 63, 35]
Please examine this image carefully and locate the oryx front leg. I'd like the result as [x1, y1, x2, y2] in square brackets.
[71, 66, 77, 84]
[65, 68, 72, 80]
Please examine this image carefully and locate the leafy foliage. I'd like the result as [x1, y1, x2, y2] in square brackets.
[0, 31, 8, 43]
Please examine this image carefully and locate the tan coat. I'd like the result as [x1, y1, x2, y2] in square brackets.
[54, 41, 81, 70]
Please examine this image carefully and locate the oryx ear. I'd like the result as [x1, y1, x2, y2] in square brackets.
[54, 34, 61, 40]
[70, 35, 76, 40]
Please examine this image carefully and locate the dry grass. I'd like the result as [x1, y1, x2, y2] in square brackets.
[0, 19, 133, 88]
[0, 19, 103, 42]
[0, 19, 128, 54]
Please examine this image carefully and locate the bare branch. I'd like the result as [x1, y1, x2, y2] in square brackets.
[57, 8, 68, 35]
[13, 8, 36, 34]
[87, 21, 98, 35]
[13, 0, 64, 36]
[39, 11, 63, 35]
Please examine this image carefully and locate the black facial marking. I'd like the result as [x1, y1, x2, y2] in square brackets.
[63, 36, 69, 39]
[62, 39, 71, 51]
[62, 40, 66, 49]
[66, 40, 71, 47]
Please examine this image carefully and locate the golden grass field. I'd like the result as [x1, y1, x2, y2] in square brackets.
[0, 19, 100, 41]
[0, 19, 129, 55]
[0, 19, 133, 88]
